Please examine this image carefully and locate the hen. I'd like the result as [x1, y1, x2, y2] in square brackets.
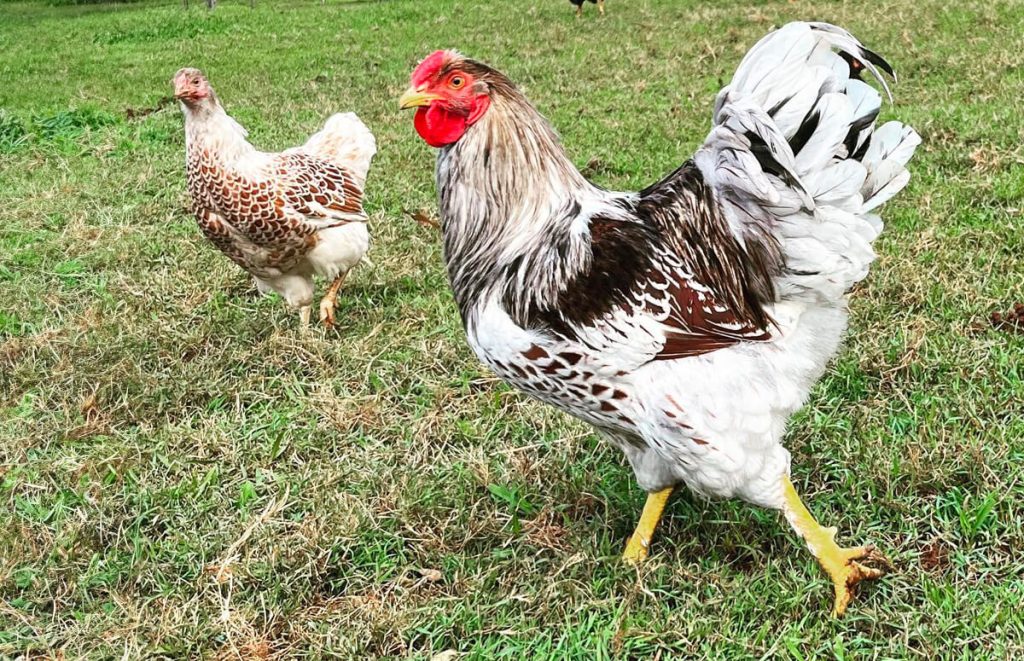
[400, 23, 919, 616]
[174, 68, 376, 327]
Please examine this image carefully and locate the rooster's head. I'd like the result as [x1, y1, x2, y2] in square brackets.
[400, 50, 510, 148]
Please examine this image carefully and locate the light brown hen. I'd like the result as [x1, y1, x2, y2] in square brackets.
[175, 68, 376, 327]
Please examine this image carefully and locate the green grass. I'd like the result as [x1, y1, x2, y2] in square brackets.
[2, 0, 1023, 657]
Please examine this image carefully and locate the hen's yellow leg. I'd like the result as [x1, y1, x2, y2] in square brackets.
[781, 475, 888, 617]
[597, 0, 605, 16]
[623, 487, 673, 564]
[318, 272, 347, 328]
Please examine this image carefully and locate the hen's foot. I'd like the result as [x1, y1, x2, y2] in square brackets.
[319, 298, 336, 327]
[318, 273, 348, 328]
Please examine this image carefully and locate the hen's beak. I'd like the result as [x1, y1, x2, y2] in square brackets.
[399, 85, 440, 110]
[173, 76, 189, 100]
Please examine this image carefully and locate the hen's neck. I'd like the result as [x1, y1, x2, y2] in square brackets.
[183, 101, 256, 166]
[437, 92, 603, 328]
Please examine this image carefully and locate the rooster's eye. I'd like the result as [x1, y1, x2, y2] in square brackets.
[450, 76, 465, 89]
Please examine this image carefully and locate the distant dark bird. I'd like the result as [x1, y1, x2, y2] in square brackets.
[569, 0, 604, 18]
[173, 68, 376, 327]
[400, 22, 919, 616]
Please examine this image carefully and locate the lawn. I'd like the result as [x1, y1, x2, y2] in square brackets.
[1, 0, 1023, 657]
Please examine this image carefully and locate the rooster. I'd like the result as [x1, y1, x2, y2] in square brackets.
[400, 23, 919, 616]
[569, 0, 605, 18]
[174, 68, 376, 327]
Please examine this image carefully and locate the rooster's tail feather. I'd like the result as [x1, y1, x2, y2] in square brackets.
[694, 22, 920, 303]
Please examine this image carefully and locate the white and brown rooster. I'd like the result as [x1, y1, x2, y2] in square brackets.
[400, 23, 919, 616]
[174, 68, 376, 327]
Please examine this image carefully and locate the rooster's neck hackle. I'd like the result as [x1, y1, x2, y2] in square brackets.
[436, 83, 606, 328]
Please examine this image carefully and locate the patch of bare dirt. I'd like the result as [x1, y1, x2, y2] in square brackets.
[989, 303, 1024, 335]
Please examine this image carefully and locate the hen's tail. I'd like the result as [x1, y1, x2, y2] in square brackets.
[694, 22, 920, 303]
[303, 112, 377, 189]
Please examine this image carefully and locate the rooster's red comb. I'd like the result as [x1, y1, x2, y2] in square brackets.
[411, 50, 461, 87]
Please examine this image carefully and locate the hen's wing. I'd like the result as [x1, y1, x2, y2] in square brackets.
[189, 154, 364, 277]
[267, 114, 376, 231]
[187, 112, 374, 278]
[270, 151, 368, 226]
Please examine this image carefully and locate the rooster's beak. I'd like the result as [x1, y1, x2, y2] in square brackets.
[399, 85, 440, 110]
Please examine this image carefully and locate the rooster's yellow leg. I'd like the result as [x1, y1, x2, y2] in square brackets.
[597, 0, 605, 16]
[781, 475, 888, 617]
[623, 487, 673, 564]
[318, 272, 348, 327]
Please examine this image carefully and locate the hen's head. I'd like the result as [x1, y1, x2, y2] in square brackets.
[173, 68, 215, 109]
[400, 50, 512, 148]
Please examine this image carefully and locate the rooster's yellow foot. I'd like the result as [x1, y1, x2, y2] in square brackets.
[622, 531, 651, 564]
[622, 487, 673, 565]
[781, 476, 890, 617]
[818, 541, 889, 617]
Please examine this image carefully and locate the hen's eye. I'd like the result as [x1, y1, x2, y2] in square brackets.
[450, 76, 465, 89]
